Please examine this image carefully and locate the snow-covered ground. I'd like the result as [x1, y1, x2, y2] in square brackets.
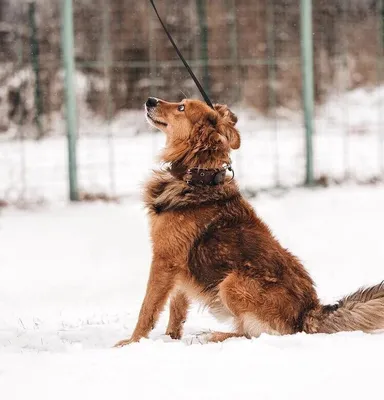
[1, 84, 384, 205]
[1, 186, 384, 399]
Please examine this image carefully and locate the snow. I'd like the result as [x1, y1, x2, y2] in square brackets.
[1, 186, 384, 399]
[1, 80, 384, 397]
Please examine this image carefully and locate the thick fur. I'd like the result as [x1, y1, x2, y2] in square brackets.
[114, 98, 384, 346]
[308, 281, 384, 334]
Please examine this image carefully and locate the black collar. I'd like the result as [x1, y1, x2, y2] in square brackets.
[169, 164, 234, 186]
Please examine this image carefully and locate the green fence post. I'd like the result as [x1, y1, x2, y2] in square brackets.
[196, 0, 210, 98]
[28, 1, 44, 139]
[267, 1, 279, 187]
[300, 0, 314, 186]
[378, 0, 384, 176]
[226, 0, 240, 103]
[61, 0, 79, 201]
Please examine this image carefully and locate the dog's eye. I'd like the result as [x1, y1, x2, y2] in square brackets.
[178, 104, 185, 112]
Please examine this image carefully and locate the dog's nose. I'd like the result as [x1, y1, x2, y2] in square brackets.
[146, 97, 158, 108]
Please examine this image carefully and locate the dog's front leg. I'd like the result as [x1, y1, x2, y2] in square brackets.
[114, 260, 175, 347]
[165, 291, 189, 340]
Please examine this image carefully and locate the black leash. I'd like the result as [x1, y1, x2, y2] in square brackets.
[149, 0, 214, 109]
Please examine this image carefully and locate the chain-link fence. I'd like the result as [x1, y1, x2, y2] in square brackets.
[1, 0, 384, 206]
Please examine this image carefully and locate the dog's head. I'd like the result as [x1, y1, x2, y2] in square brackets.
[145, 97, 240, 167]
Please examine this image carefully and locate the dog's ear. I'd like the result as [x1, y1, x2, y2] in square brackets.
[214, 104, 238, 124]
[213, 104, 240, 150]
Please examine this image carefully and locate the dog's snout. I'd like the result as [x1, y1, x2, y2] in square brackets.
[146, 97, 158, 108]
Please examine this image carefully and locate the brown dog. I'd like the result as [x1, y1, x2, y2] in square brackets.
[115, 97, 384, 346]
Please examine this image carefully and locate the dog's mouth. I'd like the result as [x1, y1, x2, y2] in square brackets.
[146, 112, 168, 127]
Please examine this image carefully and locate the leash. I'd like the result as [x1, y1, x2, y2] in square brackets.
[149, 0, 214, 109]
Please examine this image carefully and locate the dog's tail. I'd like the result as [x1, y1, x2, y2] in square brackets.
[304, 281, 384, 334]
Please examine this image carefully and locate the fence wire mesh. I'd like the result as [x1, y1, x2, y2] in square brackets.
[0, 0, 384, 206]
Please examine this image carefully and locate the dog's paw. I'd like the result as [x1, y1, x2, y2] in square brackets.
[165, 328, 182, 340]
[113, 337, 138, 348]
[192, 331, 244, 344]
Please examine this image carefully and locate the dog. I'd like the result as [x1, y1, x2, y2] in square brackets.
[115, 97, 384, 346]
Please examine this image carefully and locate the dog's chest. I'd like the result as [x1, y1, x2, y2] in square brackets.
[149, 211, 199, 261]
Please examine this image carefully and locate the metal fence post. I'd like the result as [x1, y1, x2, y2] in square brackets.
[378, 0, 384, 176]
[28, 1, 44, 139]
[226, 0, 240, 103]
[300, 0, 314, 186]
[196, 0, 210, 98]
[61, 0, 79, 201]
